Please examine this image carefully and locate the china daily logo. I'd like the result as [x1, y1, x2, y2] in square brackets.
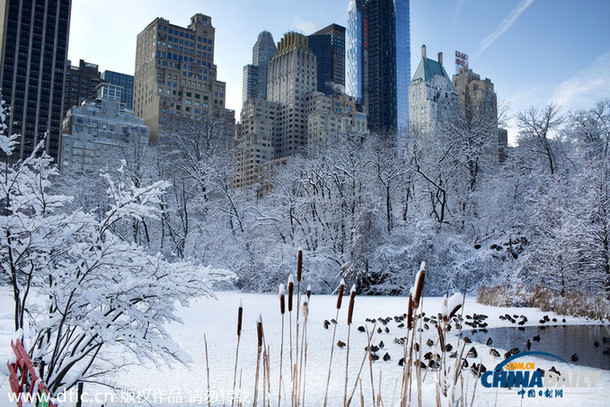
[480, 351, 601, 400]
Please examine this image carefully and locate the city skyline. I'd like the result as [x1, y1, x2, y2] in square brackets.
[68, 0, 610, 141]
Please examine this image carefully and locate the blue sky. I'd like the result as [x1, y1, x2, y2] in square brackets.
[68, 0, 610, 140]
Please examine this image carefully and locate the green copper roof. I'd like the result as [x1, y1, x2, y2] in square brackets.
[411, 57, 451, 84]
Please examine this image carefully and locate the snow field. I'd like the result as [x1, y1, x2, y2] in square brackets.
[1, 290, 608, 406]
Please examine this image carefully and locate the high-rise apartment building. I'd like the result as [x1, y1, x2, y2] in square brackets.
[102, 70, 134, 110]
[346, 0, 410, 134]
[409, 45, 457, 135]
[61, 83, 149, 172]
[452, 66, 507, 161]
[242, 31, 276, 103]
[308, 24, 346, 97]
[266, 32, 317, 157]
[134, 13, 235, 147]
[234, 32, 368, 189]
[64, 59, 102, 116]
[0, 0, 72, 160]
[452, 67, 497, 125]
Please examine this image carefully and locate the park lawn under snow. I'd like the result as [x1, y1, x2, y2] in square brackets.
[1, 290, 609, 407]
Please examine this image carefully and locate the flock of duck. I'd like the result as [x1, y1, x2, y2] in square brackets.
[323, 311, 610, 376]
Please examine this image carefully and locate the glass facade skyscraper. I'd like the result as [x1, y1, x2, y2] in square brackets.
[101, 70, 134, 110]
[251, 31, 277, 100]
[346, 0, 410, 134]
[308, 24, 346, 97]
[0, 0, 72, 160]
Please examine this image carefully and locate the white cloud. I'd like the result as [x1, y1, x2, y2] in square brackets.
[551, 52, 610, 110]
[475, 0, 534, 57]
[293, 17, 319, 35]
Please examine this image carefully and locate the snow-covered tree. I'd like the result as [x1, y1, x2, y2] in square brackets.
[1, 120, 233, 393]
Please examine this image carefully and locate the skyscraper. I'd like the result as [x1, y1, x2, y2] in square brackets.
[134, 13, 235, 147]
[346, 0, 410, 134]
[101, 70, 134, 110]
[64, 59, 102, 116]
[308, 24, 346, 97]
[0, 0, 72, 160]
[242, 31, 276, 103]
[409, 45, 457, 135]
[234, 32, 368, 189]
[252, 31, 276, 100]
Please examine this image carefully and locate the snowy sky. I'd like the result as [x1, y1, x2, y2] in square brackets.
[68, 0, 610, 141]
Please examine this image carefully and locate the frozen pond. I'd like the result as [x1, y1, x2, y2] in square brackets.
[468, 324, 610, 370]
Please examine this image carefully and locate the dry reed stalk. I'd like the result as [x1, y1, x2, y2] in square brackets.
[238, 369, 243, 407]
[231, 300, 243, 407]
[346, 324, 376, 407]
[278, 284, 286, 407]
[377, 370, 383, 407]
[344, 284, 357, 407]
[204, 334, 211, 407]
[253, 315, 264, 407]
[323, 278, 345, 407]
[287, 274, 294, 385]
[400, 262, 427, 407]
[295, 250, 303, 403]
[299, 299, 310, 407]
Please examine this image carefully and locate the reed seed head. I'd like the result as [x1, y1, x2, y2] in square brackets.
[306, 284, 312, 300]
[406, 294, 413, 330]
[412, 267, 426, 309]
[302, 299, 309, 323]
[279, 284, 286, 315]
[256, 314, 264, 348]
[287, 274, 294, 312]
[347, 284, 356, 325]
[297, 249, 303, 282]
[237, 299, 243, 336]
[336, 278, 345, 309]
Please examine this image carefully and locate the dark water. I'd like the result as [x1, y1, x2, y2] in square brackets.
[467, 325, 610, 370]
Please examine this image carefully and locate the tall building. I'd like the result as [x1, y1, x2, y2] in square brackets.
[101, 70, 134, 110]
[242, 31, 276, 103]
[252, 31, 276, 100]
[64, 59, 102, 116]
[452, 66, 507, 161]
[242, 64, 258, 103]
[0, 0, 72, 160]
[346, 0, 410, 134]
[266, 32, 317, 157]
[61, 83, 149, 172]
[234, 32, 367, 189]
[409, 45, 457, 135]
[134, 13, 235, 147]
[308, 24, 346, 97]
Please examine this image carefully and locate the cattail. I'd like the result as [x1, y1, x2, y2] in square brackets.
[279, 284, 286, 315]
[406, 294, 413, 330]
[297, 249, 303, 283]
[347, 284, 357, 325]
[257, 315, 264, 349]
[336, 278, 346, 309]
[237, 299, 243, 336]
[302, 300, 309, 323]
[449, 303, 462, 321]
[412, 263, 426, 308]
[306, 284, 312, 300]
[287, 274, 294, 312]
[437, 324, 445, 351]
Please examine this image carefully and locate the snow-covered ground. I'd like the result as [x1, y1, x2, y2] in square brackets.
[1, 290, 609, 406]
